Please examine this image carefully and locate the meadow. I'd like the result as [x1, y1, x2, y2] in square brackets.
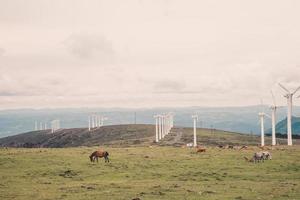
[0, 146, 299, 200]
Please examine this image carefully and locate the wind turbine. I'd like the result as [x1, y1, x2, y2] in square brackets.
[258, 100, 270, 146]
[88, 116, 91, 131]
[192, 115, 198, 147]
[278, 83, 300, 146]
[154, 115, 160, 142]
[270, 91, 278, 146]
[100, 116, 108, 127]
[258, 112, 266, 146]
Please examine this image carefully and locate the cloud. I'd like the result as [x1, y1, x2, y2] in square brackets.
[63, 33, 115, 62]
[0, 48, 5, 56]
[0, 73, 69, 97]
[1, 1, 300, 109]
[153, 80, 186, 93]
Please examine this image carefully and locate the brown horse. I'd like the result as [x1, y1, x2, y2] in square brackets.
[196, 147, 206, 153]
[89, 151, 109, 163]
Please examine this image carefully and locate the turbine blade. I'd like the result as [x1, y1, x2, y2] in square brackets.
[278, 83, 290, 93]
[265, 113, 271, 118]
[270, 90, 276, 106]
[260, 99, 265, 113]
[292, 86, 300, 95]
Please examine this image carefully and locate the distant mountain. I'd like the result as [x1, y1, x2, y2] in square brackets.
[1, 106, 300, 138]
[266, 116, 300, 135]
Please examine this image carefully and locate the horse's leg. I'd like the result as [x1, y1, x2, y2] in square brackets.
[96, 157, 98, 163]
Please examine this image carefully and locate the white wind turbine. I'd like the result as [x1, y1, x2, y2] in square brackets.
[154, 115, 160, 142]
[270, 91, 278, 146]
[258, 100, 270, 146]
[278, 83, 300, 146]
[192, 115, 198, 147]
[258, 112, 266, 146]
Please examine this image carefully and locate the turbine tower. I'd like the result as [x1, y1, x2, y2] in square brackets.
[154, 115, 159, 142]
[192, 115, 198, 147]
[270, 91, 278, 146]
[278, 83, 300, 146]
[158, 115, 162, 140]
[258, 99, 270, 146]
[258, 112, 266, 146]
[88, 116, 91, 131]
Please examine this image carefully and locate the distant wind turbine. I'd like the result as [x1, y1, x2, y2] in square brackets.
[192, 115, 198, 147]
[258, 100, 270, 146]
[258, 112, 266, 146]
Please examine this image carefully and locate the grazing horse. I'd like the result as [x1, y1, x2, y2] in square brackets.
[261, 151, 272, 160]
[89, 151, 109, 163]
[240, 145, 248, 150]
[244, 152, 265, 163]
[196, 147, 206, 153]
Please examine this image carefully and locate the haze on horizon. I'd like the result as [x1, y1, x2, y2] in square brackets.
[0, 0, 300, 110]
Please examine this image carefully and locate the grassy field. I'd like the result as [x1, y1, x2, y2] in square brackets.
[0, 146, 299, 200]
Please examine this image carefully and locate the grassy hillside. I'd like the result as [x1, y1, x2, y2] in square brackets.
[178, 127, 300, 146]
[0, 125, 155, 148]
[1, 124, 300, 148]
[0, 146, 299, 200]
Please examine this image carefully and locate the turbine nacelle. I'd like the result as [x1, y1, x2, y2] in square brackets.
[192, 114, 198, 121]
[258, 112, 264, 116]
[258, 112, 270, 119]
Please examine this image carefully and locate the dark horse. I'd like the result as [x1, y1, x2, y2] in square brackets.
[89, 151, 109, 163]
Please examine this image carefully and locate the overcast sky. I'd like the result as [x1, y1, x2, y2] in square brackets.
[0, 0, 300, 109]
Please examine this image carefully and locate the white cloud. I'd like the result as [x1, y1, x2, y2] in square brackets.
[63, 33, 115, 62]
[0, 0, 300, 109]
[0, 47, 5, 56]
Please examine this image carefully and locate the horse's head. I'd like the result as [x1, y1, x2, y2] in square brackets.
[89, 154, 93, 162]
[104, 151, 109, 158]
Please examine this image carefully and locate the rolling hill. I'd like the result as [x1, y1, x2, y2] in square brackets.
[2, 106, 300, 138]
[1, 124, 299, 148]
[266, 116, 300, 135]
[0, 125, 155, 148]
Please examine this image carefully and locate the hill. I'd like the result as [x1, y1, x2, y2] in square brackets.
[2, 106, 300, 138]
[1, 124, 299, 148]
[266, 116, 300, 135]
[0, 125, 155, 148]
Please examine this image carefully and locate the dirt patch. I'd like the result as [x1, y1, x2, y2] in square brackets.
[59, 170, 78, 178]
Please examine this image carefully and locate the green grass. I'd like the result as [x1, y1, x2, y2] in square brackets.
[0, 146, 299, 200]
